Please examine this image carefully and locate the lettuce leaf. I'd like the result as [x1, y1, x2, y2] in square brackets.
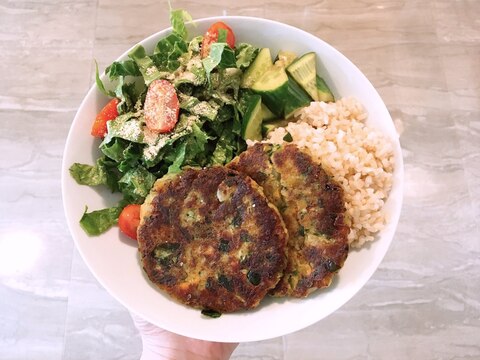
[174, 58, 206, 87]
[200, 27, 237, 83]
[210, 123, 236, 165]
[101, 137, 130, 163]
[155, 33, 188, 54]
[166, 142, 187, 174]
[235, 43, 259, 69]
[152, 33, 188, 72]
[183, 123, 211, 165]
[214, 105, 235, 124]
[202, 43, 226, 82]
[128, 45, 164, 85]
[100, 138, 143, 174]
[232, 102, 243, 137]
[69, 157, 122, 192]
[210, 68, 242, 104]
[95, 60, 143, 113]
[118, 166, 156, 203]
[69, 160, 107, 186]
[80, 206, 122, 236]
[116, 143, 143, 173]
[163, 123, 211, 172]
[202, 43, 237, 83]
[98, 157, 123, 192]
[95, 61, 115, 97]
[179, 94, 218, 121]
[218, 47, 236, 69]
[102, 112, 145, 145]
[142, 114, 197, 166]
[105, 60, 141, 80]
[188, 36, 203, 55]
[146, 117, 212, 174]
[169, 9, 192, 40]
[113, 77, 146, 114]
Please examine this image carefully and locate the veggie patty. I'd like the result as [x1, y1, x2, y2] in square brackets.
[228, 143, 350, 297]
[137, 166, 288, 313]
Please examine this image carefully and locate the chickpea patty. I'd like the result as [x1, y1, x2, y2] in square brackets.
[228, 143, 350, 297]
[137, 166, 288, 313]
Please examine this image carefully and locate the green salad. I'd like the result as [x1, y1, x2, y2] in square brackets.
[69, 9, 334, 237]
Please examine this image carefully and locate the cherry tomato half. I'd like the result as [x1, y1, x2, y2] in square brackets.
[118, 204, 141, 241]
[91, 98, 119, 138]
[144, 79, 180, 133]
[201, 21, 236, 58]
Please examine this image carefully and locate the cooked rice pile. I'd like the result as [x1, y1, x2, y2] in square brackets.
[263, 98, 395, 248]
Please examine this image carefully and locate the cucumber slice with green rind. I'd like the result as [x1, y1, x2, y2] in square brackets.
[286, 52, 318, 101]
[261, 103, 277, 122]
[241, 94, 263, 141]
[241, 48, 273, 88]
[251, 65, 289, 117]
[284, 76, 312, 119]
[316, 75, 335, 102]
[274, 50, 297, 68]
[262, 118, 291, 136]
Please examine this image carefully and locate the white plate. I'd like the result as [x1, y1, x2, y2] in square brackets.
[62, 16, 404, 343]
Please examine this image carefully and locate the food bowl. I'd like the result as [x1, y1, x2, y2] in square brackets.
[61, 16, 403, 342]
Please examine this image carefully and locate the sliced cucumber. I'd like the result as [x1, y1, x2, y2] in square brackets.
[286, 52, 319, 101]
[241, 48, 273, 88]
[262, 118, 291, 136]
[241, 94, 263, 141]
[274, 50, 297, 68]
[251, 65, 289, 118]
[262, 123, 277, 137]
[316, 75, 335, 102]
[261, 103, 277, 122]
[284, 75, 312, 119]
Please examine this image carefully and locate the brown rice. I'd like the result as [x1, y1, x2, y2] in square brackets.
[259, 97, 395, 248]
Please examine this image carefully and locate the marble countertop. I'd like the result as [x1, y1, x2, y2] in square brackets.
[1, 0, 479, 359]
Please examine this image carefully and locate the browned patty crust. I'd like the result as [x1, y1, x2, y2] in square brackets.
[137, 166, 288, 313]
[228, 143, 350, 297]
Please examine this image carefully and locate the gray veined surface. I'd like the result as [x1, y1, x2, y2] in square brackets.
[1, 0, 479, 359]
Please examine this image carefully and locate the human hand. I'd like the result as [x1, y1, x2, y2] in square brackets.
[131, 312, 238, 360]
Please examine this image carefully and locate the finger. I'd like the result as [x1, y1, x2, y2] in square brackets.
[129, 311, 168, 337]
